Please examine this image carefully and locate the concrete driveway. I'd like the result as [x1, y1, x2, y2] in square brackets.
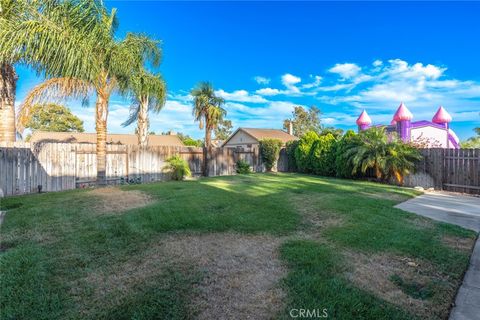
[395, 192, 480, 320]
[395, 192, 480, 232]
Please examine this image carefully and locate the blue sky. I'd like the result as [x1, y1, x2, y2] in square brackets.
[15, 1, 480, 140]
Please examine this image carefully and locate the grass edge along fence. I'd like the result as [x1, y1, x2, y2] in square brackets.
[0, 142, 288, 196]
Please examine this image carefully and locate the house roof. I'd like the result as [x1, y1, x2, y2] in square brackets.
[28, 131, 185, 146]
[222, 128, 298, 146]
[356, 110, 372, 125]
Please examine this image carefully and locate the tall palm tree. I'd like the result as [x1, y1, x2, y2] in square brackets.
[190, 82, 226, 176]
[121, 70, 166, 146]
[0, 0, 104, 142]
[191, 82, 226, 148]
[16, 4, 161, 184]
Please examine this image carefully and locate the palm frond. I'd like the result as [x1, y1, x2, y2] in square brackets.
[17, 77, 93, 133]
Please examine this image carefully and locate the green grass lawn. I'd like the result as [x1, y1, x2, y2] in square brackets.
[0, 173, 476, 319]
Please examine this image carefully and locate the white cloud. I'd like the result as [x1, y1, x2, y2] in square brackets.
[302, 75, 322, 89]
[373, 60, 383, 67]
[281, 73, 302, 93]
[329, 63, 361, 78]
[253, 76, 270, 85]
[255, 88, 281, 96]
[281, 73, 301, 85]
[215, 89, 267, 103]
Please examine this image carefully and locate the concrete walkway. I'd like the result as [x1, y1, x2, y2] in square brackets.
[395, 192, 480, 320]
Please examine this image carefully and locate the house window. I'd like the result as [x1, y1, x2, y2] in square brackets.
[247, 144, 252, 148]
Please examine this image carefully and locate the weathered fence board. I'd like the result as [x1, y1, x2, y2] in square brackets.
[404, 148, 480, 195]
[0, 142, 277, 197]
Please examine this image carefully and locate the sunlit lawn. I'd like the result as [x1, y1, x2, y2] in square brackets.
[0, 173, 475, 319]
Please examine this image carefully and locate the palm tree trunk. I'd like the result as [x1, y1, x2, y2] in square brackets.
[203, 125, 212, 176]
[95, 92, 109, 185]
[137, 99, 149, 147]
[0, 63, 18, 143]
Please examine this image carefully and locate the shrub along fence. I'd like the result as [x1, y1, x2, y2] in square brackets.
[0, 142, 283, 197]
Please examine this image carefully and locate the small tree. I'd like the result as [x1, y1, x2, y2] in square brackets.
[24, 103, 84, 133]
[285, 140, 299, 171]
[259, 139, 283, 172]
[283, 105, 321, 136]
[214, 119, 233, 140]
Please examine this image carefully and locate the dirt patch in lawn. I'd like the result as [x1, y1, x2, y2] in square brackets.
[289, 193, 343, 240]
[75, 232, 286, 319]
[442, 235, 475, 251]
[345, 251, 455, 319]
[164, 233, 286, 320]
[89, 187, 152, 214]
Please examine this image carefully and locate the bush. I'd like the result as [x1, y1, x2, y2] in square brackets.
[295, 131, 320, 173]
[334, 130, 361, 179]
[163, 155, 191, 180]
[309, 133, 337, 176]
[236, 159, 252, 174]
[285, 140, 299, 171]
[259, 139, 283, 171]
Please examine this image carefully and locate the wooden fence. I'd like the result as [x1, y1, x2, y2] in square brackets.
[0, 142, 274, 197]
[404, 148, 480, 194]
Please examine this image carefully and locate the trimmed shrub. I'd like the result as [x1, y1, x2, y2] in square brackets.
[285, 140, 299, 171]
[309, 133, 337, 176]
[236, 159, 252, 174]
[295, 131, 320, 173]
[259, 139, 283, 171]
[334, 130, 361, 179]
[163, 155, 191, 180]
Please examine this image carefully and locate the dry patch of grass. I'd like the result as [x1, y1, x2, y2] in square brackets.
[71, 232, 286, 320]
[344, 251, 455, 319]
[442, 235, 475, 251]
[289, 193, 343, 241]
[89, 187, 153, 214]
[164, 233, 286, 320]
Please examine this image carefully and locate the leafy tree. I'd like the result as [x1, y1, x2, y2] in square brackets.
[461, 124, 480, 148]
[122, 71, 166, 146]
[0, 0, 101, 142]
[259, 138, 283, 172]
[320, 127, 344, 139]
[214, 119, 233, 140]
[17, 2, 161, 184]
[295, 131, 320, 173]
[283, 106, 321, 137]
[24, 103, 84, 133]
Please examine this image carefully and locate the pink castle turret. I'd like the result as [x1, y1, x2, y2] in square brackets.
[356, 110, 372, 132]
[393, 102, 413, 142]
[432, 106, 452, 129]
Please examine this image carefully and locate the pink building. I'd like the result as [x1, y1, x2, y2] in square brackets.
[355, 103, 460, 148]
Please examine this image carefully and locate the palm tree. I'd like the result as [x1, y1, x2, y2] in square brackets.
[16, 4, 161, 184]
[0, 0, 104, 142]
[121, 70, 166, 146]
[346, 127, 389, 180]
[345, 127, 422, 184]
[191, 82, 226, 148]
[190, 82, 226, 176]
[385, 141, 422, 185]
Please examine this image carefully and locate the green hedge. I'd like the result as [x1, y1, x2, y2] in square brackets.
[259, 139, 283, 171]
